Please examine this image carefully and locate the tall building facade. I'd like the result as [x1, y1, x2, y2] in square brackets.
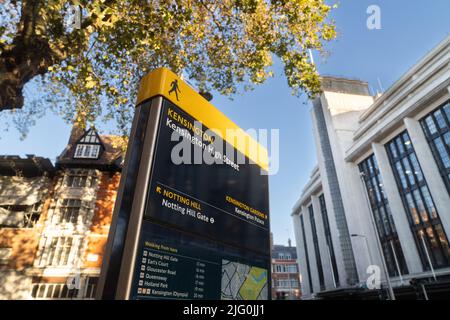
[0, 156, 55, 299]
[271, 240, 301, 299]
[0, 125, 124, 299]
[293, 36, 450, 299]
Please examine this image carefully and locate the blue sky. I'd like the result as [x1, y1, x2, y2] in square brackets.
[1, 1, 449, 247]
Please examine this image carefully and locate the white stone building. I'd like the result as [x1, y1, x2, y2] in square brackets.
[292, 35, 450, 299]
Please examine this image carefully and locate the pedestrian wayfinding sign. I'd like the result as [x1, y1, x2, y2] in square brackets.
[97, 68, 270, 300]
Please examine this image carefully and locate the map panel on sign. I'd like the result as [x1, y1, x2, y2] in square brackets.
[221, 260, 268, 300]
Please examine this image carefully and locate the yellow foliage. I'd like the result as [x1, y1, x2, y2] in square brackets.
[1, 0, 337, 137]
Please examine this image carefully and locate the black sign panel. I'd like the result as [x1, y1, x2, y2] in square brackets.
[130, 98, 270, 300]
[143, 99, 269, 253]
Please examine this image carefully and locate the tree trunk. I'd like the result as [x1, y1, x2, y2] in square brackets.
[0, 0, 59, 111]
[0, 38, 57, 111]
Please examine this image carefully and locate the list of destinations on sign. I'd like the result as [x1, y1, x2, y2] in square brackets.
[130, 221, 268, 300]
[134, 232, 219, 299]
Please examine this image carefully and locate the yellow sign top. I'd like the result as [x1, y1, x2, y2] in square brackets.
[136, 68, 269, 171]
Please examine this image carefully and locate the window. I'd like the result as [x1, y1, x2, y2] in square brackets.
[74, 144, 100, 159]
[58, 199, 83, 224]
[26, 203, 42, 227]
[39, 236, 78, 267]
[274, 264, 298, 273]
[276, 279, 299, 288]
[386, 131, 450, 270]
[30, 277, 97, 300]
[288, 264, 297, 273]
[309, 205, 325, 291]
[73, 129, 102, 159]
[85, 277, 98, 299]
[278, 252, 292, 260]
[421, 100, 450, 194]
[0, 203, 42, 228]
[31, 282, 77, 299]
[300, 215, 313, 293]
[0, 247, 12, 265]
[80, 130, 100, 143]
[319, 194, 340, 287]
[65, 170, 97, 188]
[359, 155, 409, 277]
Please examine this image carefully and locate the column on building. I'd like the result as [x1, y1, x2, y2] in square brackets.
[292, 211, 312, 297]
[302, 204, 321, 294]
[318, 91, 383, 284]
[347, 161, 387, 282]
[404, 117, 450, 236]
[310, 107, 348, 287]
[372, 142, 423, 274]
[311, 195, 334, 290]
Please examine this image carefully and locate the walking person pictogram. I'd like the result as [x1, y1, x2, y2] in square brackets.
[168, 79, 181, 101]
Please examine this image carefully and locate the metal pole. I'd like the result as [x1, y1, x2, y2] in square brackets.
[421, 283, 429, 300]
[363, 236, 374, 267]
[351, 234, 373, 282]
[419, 231, 437, 281]
[389, 240, 404, 285]
[359, 173, 396, 300]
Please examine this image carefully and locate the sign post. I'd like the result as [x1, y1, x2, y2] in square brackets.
[97, 68, 271, 300]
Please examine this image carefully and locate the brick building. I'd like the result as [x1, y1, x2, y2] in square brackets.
[0, 155, 55, 299]
[0, 125, 125, 299]
[271, 239, 302, 299]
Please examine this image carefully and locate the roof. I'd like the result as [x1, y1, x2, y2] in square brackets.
[0, 155, 55, 177]
[320, 76, 370, 96]
[56, 124, 127, 171]
[344, 34, 450, 162]
[358, 35, 450, 123]
[271, 244, 298, 259]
